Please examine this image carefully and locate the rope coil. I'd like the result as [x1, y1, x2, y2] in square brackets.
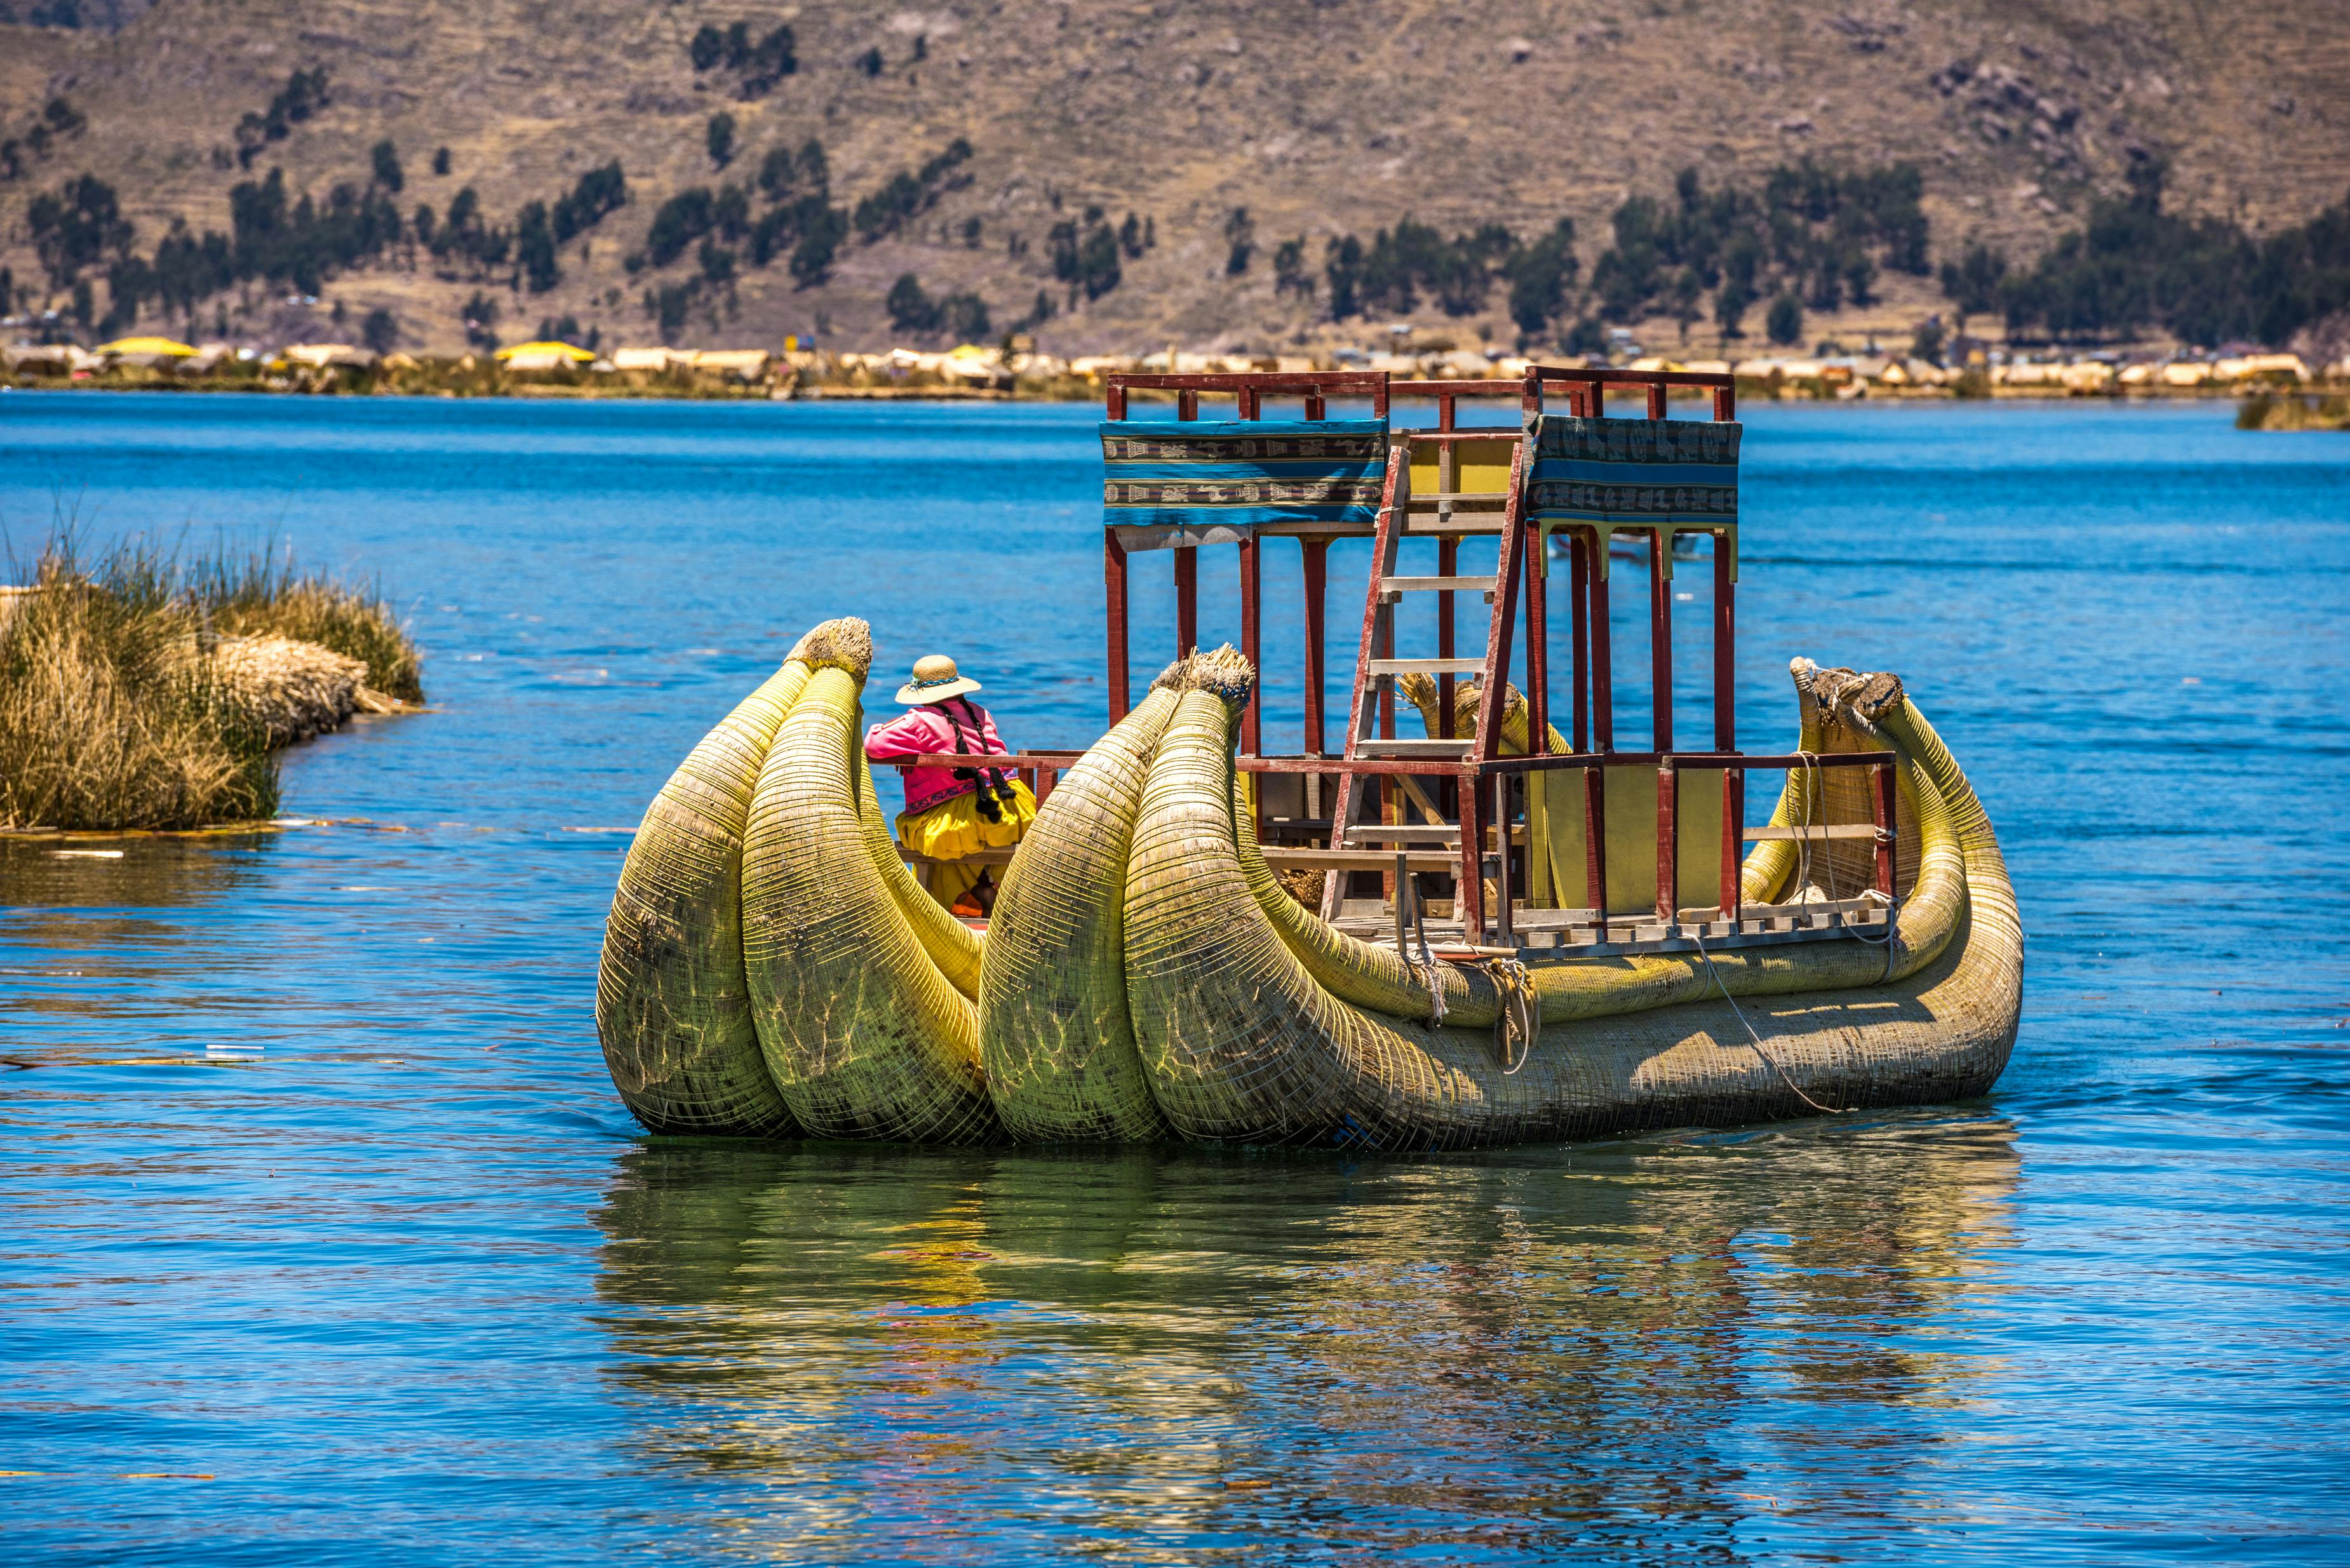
[1474, 956, 1540, 1075]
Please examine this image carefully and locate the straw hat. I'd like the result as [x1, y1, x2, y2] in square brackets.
[896, 653, 983, 705]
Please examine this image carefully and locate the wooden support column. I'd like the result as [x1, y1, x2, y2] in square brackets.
[1650, 528, 1673, 752]
[1301, 539, 1328, 756]
[1655, 762, 1680, 924]
[1590, 541, 1614, 752]
[1239, 534, 1261, 756]
[1526, 526, 1550, 748]
[1713, 532, 1735, 751]
[1437, 535, 1459, 735]
[1873, 762, 1897, 899]
[1105, 529, 1131, 723]
[1174, 545, 1197, 660]
[1457, 770, 1486, 937]
[1569, 530, 1592, 754]
[1647, 381, 1667, 418]
[1583, 765, 1608, 923]
[1719, 767, 1743, 919]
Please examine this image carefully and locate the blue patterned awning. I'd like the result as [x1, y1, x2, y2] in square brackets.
[1524, 413, 1741, 578]
[1101, 419, 1389, 544]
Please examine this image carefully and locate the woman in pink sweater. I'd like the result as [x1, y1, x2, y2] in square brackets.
[863, 653, 1037, 913]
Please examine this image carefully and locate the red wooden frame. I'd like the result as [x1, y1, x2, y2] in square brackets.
[1096, 365, 1751, 944]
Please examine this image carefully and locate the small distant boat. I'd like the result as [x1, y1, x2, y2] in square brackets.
[598, 366, 2021, 1151]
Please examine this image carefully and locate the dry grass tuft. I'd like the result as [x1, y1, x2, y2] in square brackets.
[0, 532, 424, 831]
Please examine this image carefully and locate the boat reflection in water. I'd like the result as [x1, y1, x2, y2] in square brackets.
[589, 1116, 2018, 1555]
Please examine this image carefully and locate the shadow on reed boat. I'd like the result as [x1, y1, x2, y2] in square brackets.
[595, 367, 2022, 1150]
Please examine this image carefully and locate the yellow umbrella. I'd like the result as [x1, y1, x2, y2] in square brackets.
[493, 340, 595, 362]
[95, 336, 198, 356]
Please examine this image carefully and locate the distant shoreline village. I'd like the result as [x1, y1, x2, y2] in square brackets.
[5, 334, 2345, 413]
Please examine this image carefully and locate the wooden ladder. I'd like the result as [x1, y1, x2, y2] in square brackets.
[1319, 427, 1531, 941]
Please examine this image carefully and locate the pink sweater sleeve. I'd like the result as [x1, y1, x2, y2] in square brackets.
[863, 709, 952, 761]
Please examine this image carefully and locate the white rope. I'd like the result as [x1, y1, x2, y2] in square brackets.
[1689, 922, 1848, 1116]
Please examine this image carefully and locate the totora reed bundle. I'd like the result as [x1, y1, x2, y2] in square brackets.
[598, 618, 2022, 1149]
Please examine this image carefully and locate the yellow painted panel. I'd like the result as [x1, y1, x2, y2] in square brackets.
[1407, 436, 1516, 499]
[1527, 765, 1725, 914]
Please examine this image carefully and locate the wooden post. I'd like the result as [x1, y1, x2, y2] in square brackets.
[1457, 770, 1486, 937]
[1873, 761, 1897, 899]
[1471, 441, 1528, 762]
[1105, 529, 1131, 723]
[1583, 764, 1608, 924]
[1590, 540, 1613, 751]
[1569, 530, 1591, 754]
[1493, 772, 1514, 945]
[1177, 388, 1199, 421]
[1713, 532, 1735, 751]
[1650, 528, 1672, 752]
[1106, 383, 1128, 420]
[1720, 766, 1743, 920]
[1526, 525, 1550, 749]
[1647, 381, 1667, 419]
[1174, 545, 1197, 660]
[1239, 535, 1261, 756]
[1655, 761, 1679, 924]
[1301, 539, 1328, 756]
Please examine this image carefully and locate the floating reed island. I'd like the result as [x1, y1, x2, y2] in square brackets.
[0, 537, 423, 833]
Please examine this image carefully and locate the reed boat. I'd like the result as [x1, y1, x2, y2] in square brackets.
[596, 367, 2021, 1149]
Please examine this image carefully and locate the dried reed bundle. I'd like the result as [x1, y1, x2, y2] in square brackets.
[596, 642, 820, 1137]
[740, 619, 998, 1143]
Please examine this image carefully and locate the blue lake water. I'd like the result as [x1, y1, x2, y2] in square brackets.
[2, 391, 2347, 1563]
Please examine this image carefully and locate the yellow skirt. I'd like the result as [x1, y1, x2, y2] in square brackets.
[898, 781, 1037, 908]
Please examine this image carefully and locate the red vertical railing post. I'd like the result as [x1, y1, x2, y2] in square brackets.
[1590, 542, 1614, 751]
[1173, 546, 1197, 660]
[1650, 528, 1673, 752]
[1177, 388, 1198, 420]
[1437, 535, 1458, 738]
[1584, 765, 1608, 924]
[1873, 761, 1897, 899]
[1656, 761, 1679, 925]
[1239, 535, 1261, 756]
[1104, 529, 1131, 723]
[1527, 525, 1550, 750]
[1720, 766, 1743, 920]
[1569, 530, 1591, 754]
[1647, 380, 1667, 418]
[1713, 532, 1735, 751]
[1301, 539, 1328, 757]
[1457, 767, 1486, 937]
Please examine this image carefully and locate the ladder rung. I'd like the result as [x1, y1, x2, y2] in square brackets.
[1345, 824, 1463, 845]
[1380, 575, 1496, 594]
[1367, 657, 1485, 676]
[1400, 517, 1508, 536]
[1262, 848, 1461, 874]
[1354, 736, 1475, 757]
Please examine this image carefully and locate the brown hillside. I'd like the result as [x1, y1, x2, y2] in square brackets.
[3, 0, 2346, 355]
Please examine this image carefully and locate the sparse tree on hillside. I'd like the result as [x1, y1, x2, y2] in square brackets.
[431, 147, 451, 177]
[370, 140, 402, 193]
[361, 306, 398, 353]
[1273, 238, 1312, 300]
[706, 113, 736, 170]
[459, 290, 499, 351]
[1766, 291, 1803, 346]
[1224, 208, 1254, 276]
[886, 273, 938, 334]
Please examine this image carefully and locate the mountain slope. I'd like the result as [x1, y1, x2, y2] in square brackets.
[3, 0, 2346, 354]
